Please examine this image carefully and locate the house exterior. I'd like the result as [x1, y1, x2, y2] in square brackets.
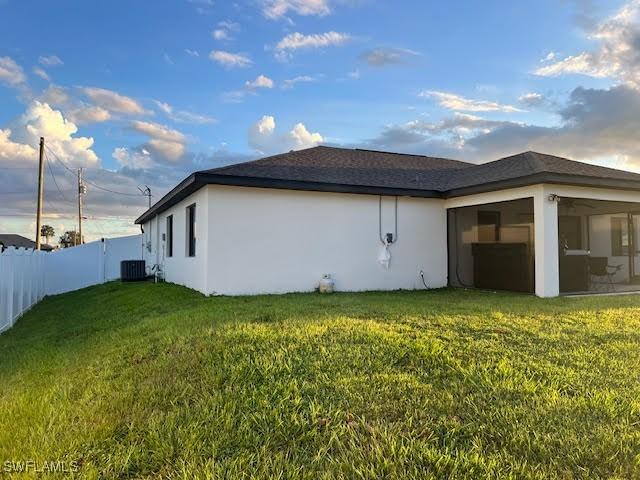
[135, 146, 640, 298]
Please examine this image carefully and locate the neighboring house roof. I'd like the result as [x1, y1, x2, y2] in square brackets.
[135, 146, 640, 224]
[0, 234, 36, 249]
[0, 234, 54, 251]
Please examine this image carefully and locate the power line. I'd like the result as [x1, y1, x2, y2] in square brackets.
[44, 149, 74, 204]
[43, 144, 77, 176]
[0, 211, 126, 220]
[82, 176, 145, 197]
[44, 143, 145, 198]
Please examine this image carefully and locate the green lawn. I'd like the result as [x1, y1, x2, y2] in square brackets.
[1, 283, 640, 479]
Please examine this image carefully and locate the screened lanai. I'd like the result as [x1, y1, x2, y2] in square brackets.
[558, 197, 640, 294]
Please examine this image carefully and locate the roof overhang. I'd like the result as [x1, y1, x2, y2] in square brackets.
[444, 172, 640, 198]
[135, 173, 442, 224]
[135, 172, 640, 224]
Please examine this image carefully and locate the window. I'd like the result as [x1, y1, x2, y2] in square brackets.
[166, 215, 173, 257]
[612, 217, 629, 256]
[186, 204, 196, 257]
[477, 211, 500, 242]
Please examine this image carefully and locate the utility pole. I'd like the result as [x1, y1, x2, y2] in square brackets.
[35, 137, 45, 250]
[138, 185, 152, 208]
[77, 167, 85, 246]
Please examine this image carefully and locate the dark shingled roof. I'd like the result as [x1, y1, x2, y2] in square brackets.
[443, 151, 640, 194]
[202, 146, 472, 191]
[0, 234, 55, 251]
[135, 146, 640, 224]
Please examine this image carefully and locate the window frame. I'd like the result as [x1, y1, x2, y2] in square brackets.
[166, 215, 173, 258]
[611, 216, 629, 257]
[186, 203, 196, 257]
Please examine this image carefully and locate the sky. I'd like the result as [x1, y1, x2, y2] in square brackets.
[1, 0, 639, 244]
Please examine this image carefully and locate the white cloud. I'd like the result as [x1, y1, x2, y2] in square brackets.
[420, 90, 524, 113]
[249, 115, 323, 153]
[535, 52, 616, 78]
[68, 105, 111, 125]
[38, 55, 63, 67]
[275, 31, 351, 51]
[184, 49, 200, 57]
[218, 20, 240, 30]
[171, 110, 215, 124]
[32, 66, 50, 81]
[22, 102, 98, 166]
[262, 0, 330, 19]
[0, 101, 239, 241]
[366, 112, 512, 152]
[212, 20, 240, 41]
[0, 56, 26, 86]
[282, 75, 316, 89]
[534, 0, 640, 87]
[213, 29, 230, 40]
[154, 100, 173, 115]
[148, 139, 186, 161]
[152, 100, 216, 124]
[289, 122, 324, 147]
[360, 47, 421, 66]
[81, 87, 146, 115]
[223, 75, 276, 101]
[0, 128, 37, 163]
[209, 50, 252, 68]
[112, 147, 154, 170]
[36, 85, 112, 125]
[541, 51, 557, 62]
[131, 120, 185, 143]
[251, 115, 275, 137]
[39, 85, 70, 105]
[0, 101, 98, 169]
[366, 85, 640, 171]
[518, 92, 545, 106]
[131, 120, 186, 161]
[245, 74, 274, 89]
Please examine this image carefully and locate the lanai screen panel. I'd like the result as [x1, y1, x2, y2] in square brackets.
[558, 198, 640, 294]
[448, 198, 535, 293]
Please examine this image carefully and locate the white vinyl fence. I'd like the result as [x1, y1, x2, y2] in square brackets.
[0, 234, 143, 333]
[0, 247, 47, 333]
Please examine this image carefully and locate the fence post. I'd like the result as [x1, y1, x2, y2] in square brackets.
[0, 251, 5, 332]
[38, 251, 44, 301]
[14, 248, 22, 325]
[27, 249, 34, 308]
[99, 239, 106, 286]
[7, 248, 14, 329]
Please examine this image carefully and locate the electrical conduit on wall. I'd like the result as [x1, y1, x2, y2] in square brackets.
[378, 196, 398, 269]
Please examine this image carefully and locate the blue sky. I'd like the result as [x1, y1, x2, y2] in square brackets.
[0, 0, 638, 241]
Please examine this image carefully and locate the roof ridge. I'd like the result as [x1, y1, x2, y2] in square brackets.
[201, 148, 317, 174]
[523, 151, 549, 172]
[526, 150, 640, 177]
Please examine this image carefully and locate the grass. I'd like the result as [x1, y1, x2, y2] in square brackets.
[1, 283, 640, 479]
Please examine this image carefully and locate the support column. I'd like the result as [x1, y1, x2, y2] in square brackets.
[534, 185, 559, 297]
